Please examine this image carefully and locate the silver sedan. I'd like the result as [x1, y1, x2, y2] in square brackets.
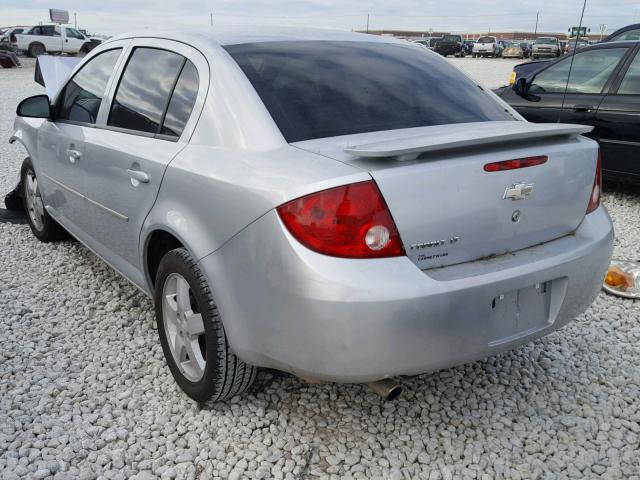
[12, 27, 613, 402]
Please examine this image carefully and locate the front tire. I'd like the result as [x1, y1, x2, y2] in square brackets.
[21, 158, 69, 242]
[155, 248, 257, 402]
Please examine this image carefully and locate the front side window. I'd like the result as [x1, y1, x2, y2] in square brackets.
[610, 29, 640, 42]
[225, 41, 513, 143]
[530, 48, 627, 94]
[618, 52, 640, 95]
[65, 28, 84, 40]
[57, 48, 122, 124]
[108, 48, 185, 134]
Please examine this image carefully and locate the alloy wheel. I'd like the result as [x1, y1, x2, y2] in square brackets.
[24, 169, 45, 231]
[162, 273, 207, 382]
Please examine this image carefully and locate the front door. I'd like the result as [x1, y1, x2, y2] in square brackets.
[74, 41, 204, 282]
[38, 47, 125, 228]
[507, 46, 631, 131]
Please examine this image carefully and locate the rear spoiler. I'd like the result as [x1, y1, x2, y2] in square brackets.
[344, 122, 594, 161]
[35, 56, 83, 99]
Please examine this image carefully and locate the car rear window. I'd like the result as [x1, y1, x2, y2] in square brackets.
[225, 41, 513, 142]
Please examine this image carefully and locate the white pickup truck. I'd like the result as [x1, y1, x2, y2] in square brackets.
[14, 24, 95, 57]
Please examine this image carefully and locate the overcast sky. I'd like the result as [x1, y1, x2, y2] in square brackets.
[3, 0, 640, 36]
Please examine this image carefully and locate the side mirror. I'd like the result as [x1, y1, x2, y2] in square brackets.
[513, 77, 541, 102]
[16, 94, 51, 119]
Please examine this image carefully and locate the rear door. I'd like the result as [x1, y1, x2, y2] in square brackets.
[593, 46, 640, 179]
[506, 46, 631, 128]
[75, 39, 207, 280]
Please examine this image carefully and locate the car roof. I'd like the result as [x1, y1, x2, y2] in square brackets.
[106, 26, 400, 48]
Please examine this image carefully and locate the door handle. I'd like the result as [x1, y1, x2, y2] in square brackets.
[573, 105, 594, 113]
[126, 169, 150, 184]
[66, 149, 81, 163]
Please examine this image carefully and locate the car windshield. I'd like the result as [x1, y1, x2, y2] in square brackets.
[225, 41, 514, 142]
[520, 43, 529, 48]
[477, 37, 495, 44]
[535, 38, 557, 45]
[442, 35, 461, 42]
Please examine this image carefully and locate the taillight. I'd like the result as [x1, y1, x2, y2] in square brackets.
[277, 180, 404, 258]
[586, 150, 602, 214]
[484, 156, 547, 172]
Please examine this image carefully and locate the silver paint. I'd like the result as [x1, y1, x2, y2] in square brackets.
[12, 27, 615, 382]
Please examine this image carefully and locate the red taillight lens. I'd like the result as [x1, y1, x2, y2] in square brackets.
[586, 150, 602, 214]
[484, 156, 547, 172]
[277, 180, 405, 258]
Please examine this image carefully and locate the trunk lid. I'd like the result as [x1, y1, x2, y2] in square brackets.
[294, 121, 598, 270]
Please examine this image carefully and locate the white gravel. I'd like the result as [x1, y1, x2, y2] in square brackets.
[1, 56, 640, 480]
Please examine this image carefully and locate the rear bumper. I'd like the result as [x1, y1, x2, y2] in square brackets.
[200, 206, 614, 383]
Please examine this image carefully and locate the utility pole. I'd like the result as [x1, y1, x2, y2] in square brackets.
[534, 11, 539, 39]
[74, 12, 77, 29]
[210, 13, 213, 26]
[366, 13, 370, 33]
[599, 24, 607, 41]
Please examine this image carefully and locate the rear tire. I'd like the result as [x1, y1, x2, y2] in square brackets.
[27, 43, 44, 57]
[20, 158, 69, 242]
[155, 248, 257, 402]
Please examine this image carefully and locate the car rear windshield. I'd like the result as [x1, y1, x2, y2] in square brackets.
[442, 35, 461, 42]
[477, 37, 495, 43]
[225, 41, 513, 143]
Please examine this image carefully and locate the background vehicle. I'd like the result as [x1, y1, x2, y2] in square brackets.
[604, 23, 640, 42]
[498, 40, 640, 183]
[462, 39, 475, 55]
[12, 28, 613, 402]
[473, 36, 501, 57]
[532, 37, 561, 59]
[14, 24, 93, 57]
[502, 41, 525, 58]
[0, 26, 30, 52]
[566, 39, 588, 54]
[559, 40, 568, 54]
[520, 41, 532, 58]
[428, 36, 442, 50]
[434, 34, 464, 57]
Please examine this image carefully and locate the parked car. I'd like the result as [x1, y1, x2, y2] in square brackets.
[428, 37, 442, 50]
[604, 23, 640, 42]
[520, 41, 532, 58]
[434, 34, 464, 57]
[559, 40, 568, 54]
[12, 27, 613, 402]
[473, 36, 501, 57]
[0, 26, 30, 52]
[497, 40, 640, 183]
[532, 37, 561, 59]
[502, 41, 525, 59]
[462, 39, 475, 55]
[566, 39, 589, 54]
[14, 24, 95, 57]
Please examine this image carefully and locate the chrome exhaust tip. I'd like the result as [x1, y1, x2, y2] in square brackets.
[367, 378, 402, 401]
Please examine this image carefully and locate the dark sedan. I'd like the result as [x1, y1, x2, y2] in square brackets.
[497, 41, 640, 183]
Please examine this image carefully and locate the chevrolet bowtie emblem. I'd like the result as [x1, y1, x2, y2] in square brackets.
[503, 182, 534, 201]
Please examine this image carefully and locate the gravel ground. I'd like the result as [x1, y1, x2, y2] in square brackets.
[1, 56, 640, 480]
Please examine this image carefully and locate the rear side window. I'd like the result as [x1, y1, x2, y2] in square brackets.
[618, 52, 640, 94]
[57, 48, 122, 124]
[108, 48, 194, 136]
[225, 41, 513, 143]
[160, 60, 199, 137]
